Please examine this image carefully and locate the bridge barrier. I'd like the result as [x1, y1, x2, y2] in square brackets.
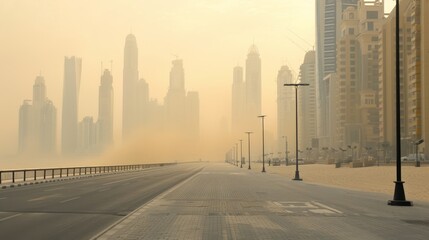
[0, 163, 176, 185]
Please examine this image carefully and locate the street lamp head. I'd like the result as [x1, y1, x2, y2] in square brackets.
[258, 115, 266, 118]
[284, 83, 310, 87]
[416, 139, 424, 145]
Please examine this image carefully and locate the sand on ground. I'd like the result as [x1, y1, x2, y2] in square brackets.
[245, 162, 429, 202]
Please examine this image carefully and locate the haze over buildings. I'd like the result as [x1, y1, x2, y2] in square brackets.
[61, 57, 82, 155]
[18, 76, 57, 155]
[0, 0, 420, 165]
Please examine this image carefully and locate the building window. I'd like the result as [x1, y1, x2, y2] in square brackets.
[367, 11, 378, 19]
[367, 22, 374, 31]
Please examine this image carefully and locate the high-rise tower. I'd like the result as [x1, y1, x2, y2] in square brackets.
[61, 56, 81, 155]
[277, 65, 294, 153]
[19, 75, 56, 155]
[245, 45, 261, 130]
[298, 51, 317, 149]
[122, 34, 139, 137]
[164, 59, 187, 131]
[98, 69, 114, 146]
[316, 0, 358, 146]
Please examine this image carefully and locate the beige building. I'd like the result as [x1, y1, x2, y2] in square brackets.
[356, 0, 384, 149]
[335, 6, 360, 148]
[422, 0, 429, 158]
[334, 0, 384, 157]
[298, 51, 317, 150]
[378, 0, 427, 158]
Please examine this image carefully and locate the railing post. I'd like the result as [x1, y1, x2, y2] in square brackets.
[67, 168, 69, 177]
[13, 171, 15, 183]
[24, 171, 26, 182]
[34, 170, 36, 180]
[52, 169, 54, 178]
[44, 170, 46, 179]
[60, 169, 62, 178]
[73, 168, 75, 176]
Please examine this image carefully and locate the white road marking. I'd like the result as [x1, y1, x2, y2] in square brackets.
[44, 187, 65, 192]
[0, 213, 22, 222]
[60, 196, 80, 203]
[103, 176, 141, 186]
[0, 197, 7, 200]
[312, 201, 343, 214]
[98, 188, 111, 192]
[28, 194, 59, 202]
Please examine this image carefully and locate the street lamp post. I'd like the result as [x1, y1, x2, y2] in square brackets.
[239, 139, 243, 168]
[415, 139, 424, 167]
[283, 136, 289, 166]
[245, 132, 253, 170]
[233, 145, 236, 166]
[235, 143, 239, 166]
[258, 115, 266, 173]
[285, 83, 309, 181]
[388, 0, 412, 206]
[306, 147, 312, 163]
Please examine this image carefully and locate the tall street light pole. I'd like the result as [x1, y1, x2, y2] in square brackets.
[285, 83, 309, 181]
[258, 115, 266, 173]
[245, 132, 253, 170]
[388, 0, 412, 206]
[239, 139, 243, 168]
[283, 136, 288, 166]
[235, 143, 239, 167]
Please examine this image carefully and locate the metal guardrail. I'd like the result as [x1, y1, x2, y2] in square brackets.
[0, 163, 176, 185]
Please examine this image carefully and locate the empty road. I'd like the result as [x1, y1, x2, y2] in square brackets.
[0, 163, 204, 240]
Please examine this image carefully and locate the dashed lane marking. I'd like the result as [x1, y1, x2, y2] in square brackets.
[60, 196, 81, 203]
[28, 194, 59, 202]
[0, 214, 22, 222]
[44, 187, 65, 192]
[102, 176, 142, 186]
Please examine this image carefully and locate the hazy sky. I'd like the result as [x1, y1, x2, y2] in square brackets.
[0, 1, 395, 157]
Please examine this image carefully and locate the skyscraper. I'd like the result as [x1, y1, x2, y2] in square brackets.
[316, 0, 358, 146]
[245, 45, 262, 130]
[122, 34, 139, 137]
[356, 0, 384, 148]
[335, 6, 360, 147]
[62, 56, 81, 155]
[231, 66, 245, 137]
[18, 100, 34, 153]
[298, 51, 317, 149]
[422, 0, 429, 159]
[277, 65, 294, 152]
[98, 69, 114, 147]
[78, 116, 98, 153]
[164, 59, 187, 131]
[19, 76, 56, 155]
[379, 0, 426, 157]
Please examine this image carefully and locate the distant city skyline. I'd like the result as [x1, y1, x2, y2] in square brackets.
[0, 1, 398, 160]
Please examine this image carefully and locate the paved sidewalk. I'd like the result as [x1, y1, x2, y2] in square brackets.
[95, 163, 429, 240]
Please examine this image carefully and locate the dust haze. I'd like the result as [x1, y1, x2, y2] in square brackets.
[0, 1, 396, 169]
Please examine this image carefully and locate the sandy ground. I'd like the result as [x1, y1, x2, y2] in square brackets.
[245, 162, 429, 203]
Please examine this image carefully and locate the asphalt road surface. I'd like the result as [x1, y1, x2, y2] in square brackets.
[97, 163, 429, 240]
[0, 163, 204, 240]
